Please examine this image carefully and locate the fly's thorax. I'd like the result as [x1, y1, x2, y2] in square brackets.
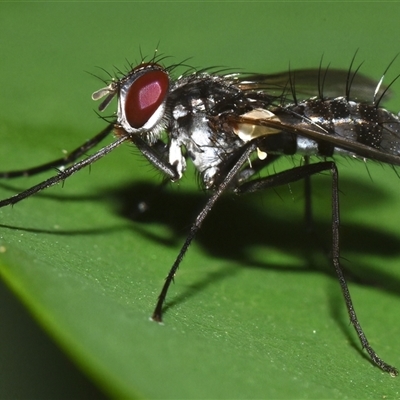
[169, 109, 245, 188]
[167, 74, 253, 188]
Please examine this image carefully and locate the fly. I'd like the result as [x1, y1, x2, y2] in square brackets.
[0, 52, 399, 376]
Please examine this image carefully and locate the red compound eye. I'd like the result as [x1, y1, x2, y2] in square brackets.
[124, 69, 169, 129]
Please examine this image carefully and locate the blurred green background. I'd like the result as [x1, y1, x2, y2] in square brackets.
[1, 2, 400, 399]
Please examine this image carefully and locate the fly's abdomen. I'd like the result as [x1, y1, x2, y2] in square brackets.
[280, 97, 400, 159]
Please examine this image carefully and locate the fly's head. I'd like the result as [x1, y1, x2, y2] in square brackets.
[92, 62, 170, 145]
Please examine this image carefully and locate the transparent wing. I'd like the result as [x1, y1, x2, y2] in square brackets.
[235, 68, 390, 103]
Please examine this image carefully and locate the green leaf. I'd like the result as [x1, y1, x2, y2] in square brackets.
[1, 2, 400, 399]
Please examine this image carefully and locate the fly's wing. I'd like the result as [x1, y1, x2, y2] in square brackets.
[235, 68, 390, 103]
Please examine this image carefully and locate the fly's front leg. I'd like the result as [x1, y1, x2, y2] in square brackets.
[0, 136, 130, 208]
[0, 123, 115, 179]
[119, 129, 180, 182]
[235, 161, 398, 376]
